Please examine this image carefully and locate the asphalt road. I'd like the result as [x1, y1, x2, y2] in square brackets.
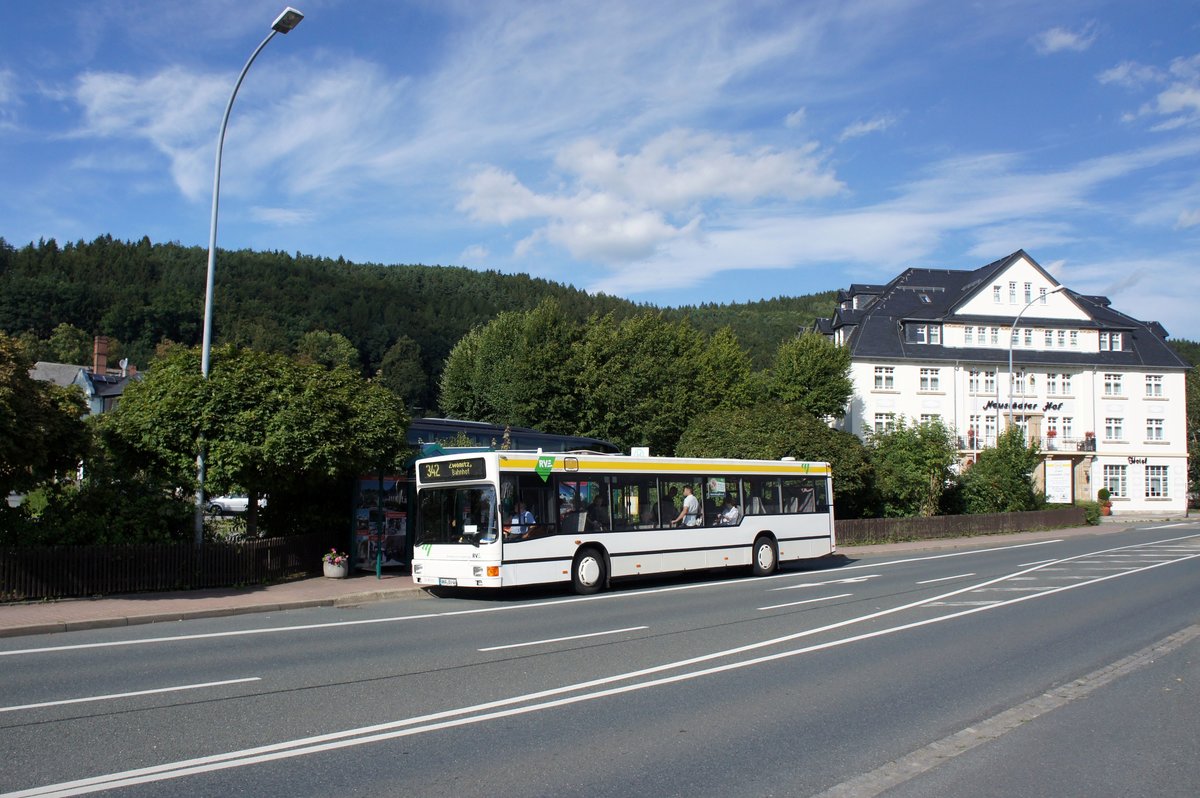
[2, 522, 1198, 797]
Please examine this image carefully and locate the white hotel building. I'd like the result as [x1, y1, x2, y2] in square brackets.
[816, 251, 1191, 516]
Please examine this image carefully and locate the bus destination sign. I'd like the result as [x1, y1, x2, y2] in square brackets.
[420, 457, 487, 483]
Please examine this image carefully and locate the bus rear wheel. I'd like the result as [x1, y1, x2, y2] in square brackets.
[751, 536, 778, 576]
[572, 548, 606, 595]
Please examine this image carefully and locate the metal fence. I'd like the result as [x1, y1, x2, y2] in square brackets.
[0, 531, 332, 602]
[836, 507, 1086, 547]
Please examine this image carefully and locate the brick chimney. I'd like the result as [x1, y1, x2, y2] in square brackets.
[92, 336, 109, 375]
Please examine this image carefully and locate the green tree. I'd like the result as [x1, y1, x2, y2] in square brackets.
[109, 345, 409, 538]
[575, 312, 711, 455]
[868, 418, 959, 517]
[47, 323, 92, 365]
[676, 402, 874, 518]
[959, 427, 1042, 513]
[0, 333, 89, 499]
[377, 335, 427, 410]
[295, 330, 360, 371]
[767, 331, 854, 418]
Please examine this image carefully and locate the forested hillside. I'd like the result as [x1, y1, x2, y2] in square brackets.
[0, 235, 837, 409]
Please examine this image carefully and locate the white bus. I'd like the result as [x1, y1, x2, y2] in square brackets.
[411, 450, 836, 594]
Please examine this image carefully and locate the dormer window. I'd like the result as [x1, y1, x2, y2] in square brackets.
[1099, 332, 1124, 351]
[906, 323, 942, 344]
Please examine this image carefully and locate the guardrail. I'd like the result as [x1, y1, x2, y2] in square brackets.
[1, 531, 332, 602]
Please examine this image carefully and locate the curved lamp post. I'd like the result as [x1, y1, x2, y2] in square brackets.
[195, 7, 304, 545]
[1006, 284, 1066, 431]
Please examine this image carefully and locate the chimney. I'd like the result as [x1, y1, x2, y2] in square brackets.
[92, 336, 109, 375]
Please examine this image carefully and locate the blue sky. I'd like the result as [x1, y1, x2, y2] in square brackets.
[3, 0, 1200, 340]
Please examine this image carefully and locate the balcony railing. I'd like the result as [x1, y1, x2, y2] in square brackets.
[958, 435, 1096, 453]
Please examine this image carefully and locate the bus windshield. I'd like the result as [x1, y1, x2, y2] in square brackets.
[415, 485, 498, 546]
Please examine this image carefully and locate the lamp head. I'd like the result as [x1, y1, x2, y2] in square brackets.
[272, 7, 304, 33]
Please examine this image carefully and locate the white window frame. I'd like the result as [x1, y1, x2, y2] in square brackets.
[1146, 465, 1169, 499]
[1146, 418, 1164, 441]
[874, 366, 895, 390]
[1104, 417, 1124, 441]
[1146, 375, 1163, 397]
[919, 368, 940, 391]
[1103, 373, 1123, 397]
[1103, 465, 1127, 499]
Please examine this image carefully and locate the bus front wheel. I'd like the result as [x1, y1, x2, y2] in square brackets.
[572, 548, 607, 595]
[751, 536, 778, 577]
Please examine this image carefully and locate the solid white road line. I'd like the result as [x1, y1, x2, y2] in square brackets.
[758, 593, 853, 611]
[478, 626, 648, 652]
[916, 573, 975, 585]
[0, 678, 261, 714]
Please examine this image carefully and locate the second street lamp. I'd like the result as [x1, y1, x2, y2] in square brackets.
[194, 7, 304, 545]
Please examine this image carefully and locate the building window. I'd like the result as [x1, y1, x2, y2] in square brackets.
[1046, 416, 1058, 436]
[1044, 329, 1053, 347]
[993, 285, 1001, 303]
[1105, 417, 1124, 441]
[1061, 373, 1072, 394]
[1009, 281, 1017, 303]
[919, 368, 940, 391]
[919, 413, 941, 425]
[1047, 373, 1059, 395]
[1061, 417, 1073, 439]
[1024, 282, 1032, 304]
[1146, 466, 1169, 499]
[1013, 370, 1028, 395]
[1039, 287, 1047, 304]
[1147, 418, 1164, 441]
[968, 370, 980, 393]
[1069, 330, 1078, 348]
[1023, 329, 1033, 346]
[965, 326, 974, 344]
[1103, 465, 1127, 498]
[1103, 373, 1123, 397]
[1146, 375, 1163, 397]
[968, 414, 981, 447]
[1099, 332, 1124, 352]
[930, 325, 941, 344]
[984, 415, 997, 443]
[990, 327, 999, 345]
[1058, 330, 1067, 348]
[873, 413, 896, 434]
[983, 370, 996, 394]
[874, 367, 895, 390]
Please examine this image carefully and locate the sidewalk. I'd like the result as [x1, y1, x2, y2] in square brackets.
[0, 521, 1152, 639]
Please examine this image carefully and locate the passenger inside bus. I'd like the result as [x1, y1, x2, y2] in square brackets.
[718, 495, 742, 525]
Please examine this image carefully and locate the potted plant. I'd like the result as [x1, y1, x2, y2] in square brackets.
[322, 549, 350, 578]
[1097, 487, 1112, 516]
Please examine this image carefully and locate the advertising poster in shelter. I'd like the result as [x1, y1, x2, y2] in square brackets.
[1045, 460, 1073, 505]
[355, 475, 408, 569]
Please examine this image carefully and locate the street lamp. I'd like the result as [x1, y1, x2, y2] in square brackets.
[1006, 284, 1066, 431]
[195, 7, 304, 545]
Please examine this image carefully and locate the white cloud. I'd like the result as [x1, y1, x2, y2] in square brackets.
[459, 244, 489, 263]
[1031, 23, 1097, 55]
[838, 114, 897, 142]
[1101, 53, 1200, 130]
[459, 131, 842, 263]
[785, 107, 807, 129]
[1176, 208, 1200, 228]
[1098, 60, 1163, 89]
[249, 206, 314, 226]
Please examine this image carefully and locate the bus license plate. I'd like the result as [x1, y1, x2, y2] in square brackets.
[438, 577, 457, 586]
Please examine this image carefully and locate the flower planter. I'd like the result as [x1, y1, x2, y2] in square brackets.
[323, 561, 349, 579]
[1100, 503, 1112, 516]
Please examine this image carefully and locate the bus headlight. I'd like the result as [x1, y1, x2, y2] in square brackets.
[473, 566, 483, 577]
[413, 563, 423, 574]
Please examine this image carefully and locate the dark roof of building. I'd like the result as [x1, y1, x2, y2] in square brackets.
[820, 250, 1191, 370]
